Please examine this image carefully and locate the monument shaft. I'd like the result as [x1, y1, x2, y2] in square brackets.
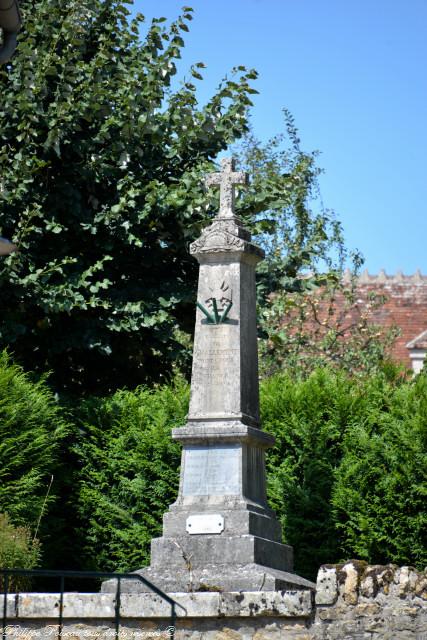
[189, 254, 260, 427]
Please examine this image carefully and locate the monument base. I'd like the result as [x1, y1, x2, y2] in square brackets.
[101, 420, 314, 595]
[102, 562, 314, 593]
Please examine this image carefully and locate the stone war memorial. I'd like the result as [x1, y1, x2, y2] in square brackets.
[2, 159, 426, 639]
[103, 157, 312, 595]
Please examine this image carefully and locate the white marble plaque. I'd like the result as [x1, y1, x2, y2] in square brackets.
[186, 514, 224, 535]
[182, 444, 240, 496]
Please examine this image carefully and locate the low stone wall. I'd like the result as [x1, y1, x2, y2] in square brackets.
[315, 561, 427, 639]
[1, 563, 426, 639]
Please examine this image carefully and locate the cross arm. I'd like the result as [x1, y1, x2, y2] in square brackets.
[232, 170, 249, 186]
[205, 173, 222, 187]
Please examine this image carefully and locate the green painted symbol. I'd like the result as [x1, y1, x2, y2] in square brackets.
[197, 298, 233, 324]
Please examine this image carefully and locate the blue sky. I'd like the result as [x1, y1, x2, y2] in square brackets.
[133, 0, 427, 274]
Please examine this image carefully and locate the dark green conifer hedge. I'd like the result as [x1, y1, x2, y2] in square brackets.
[1, 351, 425, 580]
[72, 379, 186, 571]
[262, 368, 427, 578]
[0, 351, 68, 527]
[70, 368, 426, 579]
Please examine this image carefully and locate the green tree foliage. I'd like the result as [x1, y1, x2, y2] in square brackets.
[0, 1, 349, 394]
[0, 0, 258, 393]
[0, 351, 68, 529]
[259, 275, 400, 378]
[0, 513, 41, 590]
[72, 378, 186, 571]
[233, 114, 349, 303]
[68, 369, 425, 578]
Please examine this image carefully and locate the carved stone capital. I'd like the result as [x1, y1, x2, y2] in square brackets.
[190, 218, 264, 261]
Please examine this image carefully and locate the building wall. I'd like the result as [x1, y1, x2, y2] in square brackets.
[352, 271, 427, 368]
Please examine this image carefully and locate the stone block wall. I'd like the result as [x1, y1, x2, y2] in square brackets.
[1, 563, 426, 639]
[314, 561, 427, 639]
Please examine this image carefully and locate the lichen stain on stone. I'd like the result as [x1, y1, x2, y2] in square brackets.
[142, 621, 159, 631]
[258, 608, 278, 617]
[179, 619, 195, 629]
[403, 606, 421, 617]
[197, 583, 223, 592]
[355, 602, 381, 617]
[334, 559, 368, 586]
[248, 601, 260, 616]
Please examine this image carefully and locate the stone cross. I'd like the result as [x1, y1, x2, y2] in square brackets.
[205, 157, 248, 218]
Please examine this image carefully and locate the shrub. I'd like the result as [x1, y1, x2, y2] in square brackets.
[261, 368, 426, 579]
[262, 369, 353, 578]
[69, 368, 426, 580]
[0, 351, 68, 528]
[259, 277, 399, 378]
[0, 513, 40, 591]
[72, 378, 187, 572]
[332, 372, 427, 567]
[5, 355, 423, 579]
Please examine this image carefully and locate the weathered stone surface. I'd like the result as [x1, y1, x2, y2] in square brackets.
[315, 567, 338, 605]
[103, 563, 314, 595]
[2, 564, 427, 639]
[342, 562, 360, 605]
[360, 574, 376, 598]
[149, 534, 294, 572]
[185, 248, 263, 428]
[398, 566, 419, 597]
[0, 590, 312, 619]
[415, 573, 427, 599]
[162, 504, 283, 541]
[218, 590, 312, 618]
[313, 563, 427, 639]
[204, 157, 248, 220]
